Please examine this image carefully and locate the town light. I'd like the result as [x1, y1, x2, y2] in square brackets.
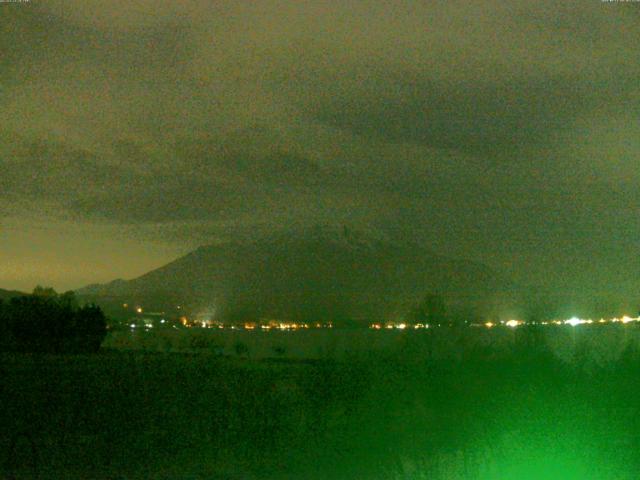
[565, 317, 584, 327]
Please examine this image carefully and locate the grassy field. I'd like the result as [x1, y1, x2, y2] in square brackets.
[3, 331, 640, 479]
[103, 323, 640, 365]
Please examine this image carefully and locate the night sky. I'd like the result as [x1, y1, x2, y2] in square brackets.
[1, 1, 638, 303]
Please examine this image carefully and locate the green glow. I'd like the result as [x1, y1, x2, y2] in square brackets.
[479, 454, 594, 480]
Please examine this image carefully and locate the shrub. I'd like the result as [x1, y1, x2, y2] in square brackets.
[272, 345, 287, 357]
[0, 288, 107, 353]
[234, 341, 249, 357]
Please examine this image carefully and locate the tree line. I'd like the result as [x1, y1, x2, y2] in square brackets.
[0, 286, 107, 353]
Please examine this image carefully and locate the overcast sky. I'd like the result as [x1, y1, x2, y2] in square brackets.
[0, 1, 639, 298]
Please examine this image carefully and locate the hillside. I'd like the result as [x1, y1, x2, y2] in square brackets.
[0, 288, 26, 301]
[77, 225, 520, 323]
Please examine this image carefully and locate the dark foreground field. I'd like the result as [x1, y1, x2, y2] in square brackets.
[3, 337, 640, 479]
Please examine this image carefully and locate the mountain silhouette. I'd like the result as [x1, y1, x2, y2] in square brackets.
[0, 288, 26, 301]
[77, 225, 519, 323]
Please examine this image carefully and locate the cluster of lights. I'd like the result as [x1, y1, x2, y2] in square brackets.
[124, 305, 640, 332]
[176, 320, 333, 330]
[125, 303, 184, 311]
[370, 316, 640, 330]
[129, 318, 167, 330]
[565, 317, 590, 327]
[481, 316, 640, 328]
[613, 315, 638, 324]
[369, 323, 430, 330]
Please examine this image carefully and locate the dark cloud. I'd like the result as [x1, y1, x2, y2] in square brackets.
[0, 0, 639, 297]
[310, 74, 637, 151]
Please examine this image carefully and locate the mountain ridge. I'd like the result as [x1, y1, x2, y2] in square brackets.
[0, 288, 27, 301]
[77, 225, 519, 323]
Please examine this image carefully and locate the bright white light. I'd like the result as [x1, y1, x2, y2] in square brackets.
[136, 307, 143, 314]
[130, 324, 136, 329]
[397, 323, 406, 330]
[485, 322, 494, 328]
[565, 317, 583, 327]
[505, 320, 521, 328]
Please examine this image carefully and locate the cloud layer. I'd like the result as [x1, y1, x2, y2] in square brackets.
[1, 1, 639, 294]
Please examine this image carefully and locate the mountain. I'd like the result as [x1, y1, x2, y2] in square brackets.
[0, 288, 26, 301]
[77, 225, 520, 323]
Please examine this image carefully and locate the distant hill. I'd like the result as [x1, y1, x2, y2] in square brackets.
[0, 288, 26, 301]
[77, 225, 521, 323]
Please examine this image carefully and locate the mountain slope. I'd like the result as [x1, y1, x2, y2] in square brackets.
[0, 288, 26, 301]
[77, 225, 519, 323]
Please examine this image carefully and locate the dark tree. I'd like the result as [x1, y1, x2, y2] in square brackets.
[72, 304, 108, 353]
[32, 285, 59, 299]
[8, 294, 70, 352]
[1, 288, 107, 353]
[0, 299, 7, 347]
